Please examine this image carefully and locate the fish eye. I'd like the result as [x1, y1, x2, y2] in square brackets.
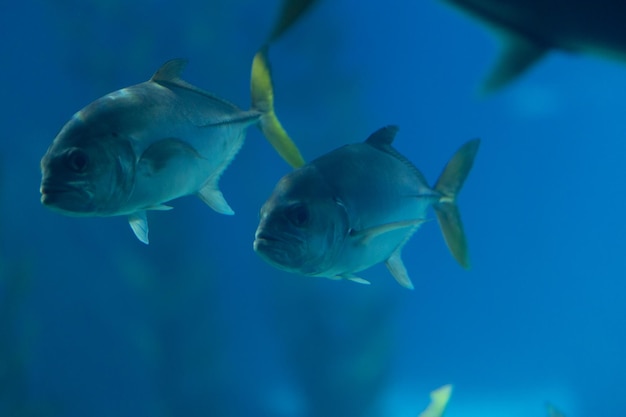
[286, 203, 309, 227]
[66, 149, 89, 173]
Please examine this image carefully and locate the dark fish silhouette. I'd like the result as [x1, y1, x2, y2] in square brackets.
[442, 0, 626, 92]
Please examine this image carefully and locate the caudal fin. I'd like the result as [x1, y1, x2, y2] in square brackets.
[433, 139, 480, 269]
[250, 48, 305, 168]
[267, 0, 319, 44]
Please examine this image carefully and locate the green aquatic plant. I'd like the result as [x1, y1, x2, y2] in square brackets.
[417, 385, 453, 417]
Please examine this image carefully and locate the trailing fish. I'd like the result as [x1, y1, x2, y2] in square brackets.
[254, 125, 480, 289]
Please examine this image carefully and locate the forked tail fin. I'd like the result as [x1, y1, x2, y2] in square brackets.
[250, 48, 305, 168]
[433, 139, 480, 268]
[267, 0, 319, 43]
[248, 0, 319, 168]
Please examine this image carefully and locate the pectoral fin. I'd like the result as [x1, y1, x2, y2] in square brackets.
[482, 32, 547, 94]
[350, 219, 427, 246]
[197, 182, 234, 215]
[128, 211, 149, 244]
[139, 138, 203, 174]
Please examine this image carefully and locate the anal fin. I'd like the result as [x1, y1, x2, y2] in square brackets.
[330, 274, 370, 285]
[345, 276, 371, 285]
[197, 182, 234, 215]
[146, 204, 173, 211]
[386, 248, 414, 290]
[128, 211, 150, 244]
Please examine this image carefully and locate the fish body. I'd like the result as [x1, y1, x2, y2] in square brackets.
[41, 55, 292, 243]
[42, 61, 257, 217]
[41, 51, 303, 244]
[254, 126, 480, 288]
[443, 0, 626, 91]
[39, 0, 319, 243]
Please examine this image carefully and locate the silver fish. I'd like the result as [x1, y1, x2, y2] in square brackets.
[442, 0, 626, 92]
[254, 126, 480, 289]
[39, 0, 321, 243]
[40, 49, 304, 244]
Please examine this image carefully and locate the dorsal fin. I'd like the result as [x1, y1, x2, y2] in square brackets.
[365, 125, 430, 186]
[151, 59, 188, 83]
[365, 125, 399, 147]
[149, 59, 242, 114]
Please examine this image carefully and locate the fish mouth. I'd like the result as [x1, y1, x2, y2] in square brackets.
[40, 181, 91, 196]
[253, 229, 307, 271]
[254, 230, 303, 248]
[253, 231, 283, 251]
[254, 231, 282, 243]
[40, 183, 73, 196]
[40, 181, 93, 211]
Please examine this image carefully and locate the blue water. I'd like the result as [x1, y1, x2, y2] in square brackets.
[1, 0, 625, 416]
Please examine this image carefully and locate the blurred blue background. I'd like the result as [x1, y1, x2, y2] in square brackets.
[1, 0, 625, 416]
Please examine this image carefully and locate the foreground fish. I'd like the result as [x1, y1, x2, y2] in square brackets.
[39, 1, 316, 244]
[441, 0, 626, 92]
[418, 385, 453, 417]
[254, 126, 479, 288]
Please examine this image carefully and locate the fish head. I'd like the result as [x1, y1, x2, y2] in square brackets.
[254, 165, 349, 276]
[40, 110, 137, 216]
